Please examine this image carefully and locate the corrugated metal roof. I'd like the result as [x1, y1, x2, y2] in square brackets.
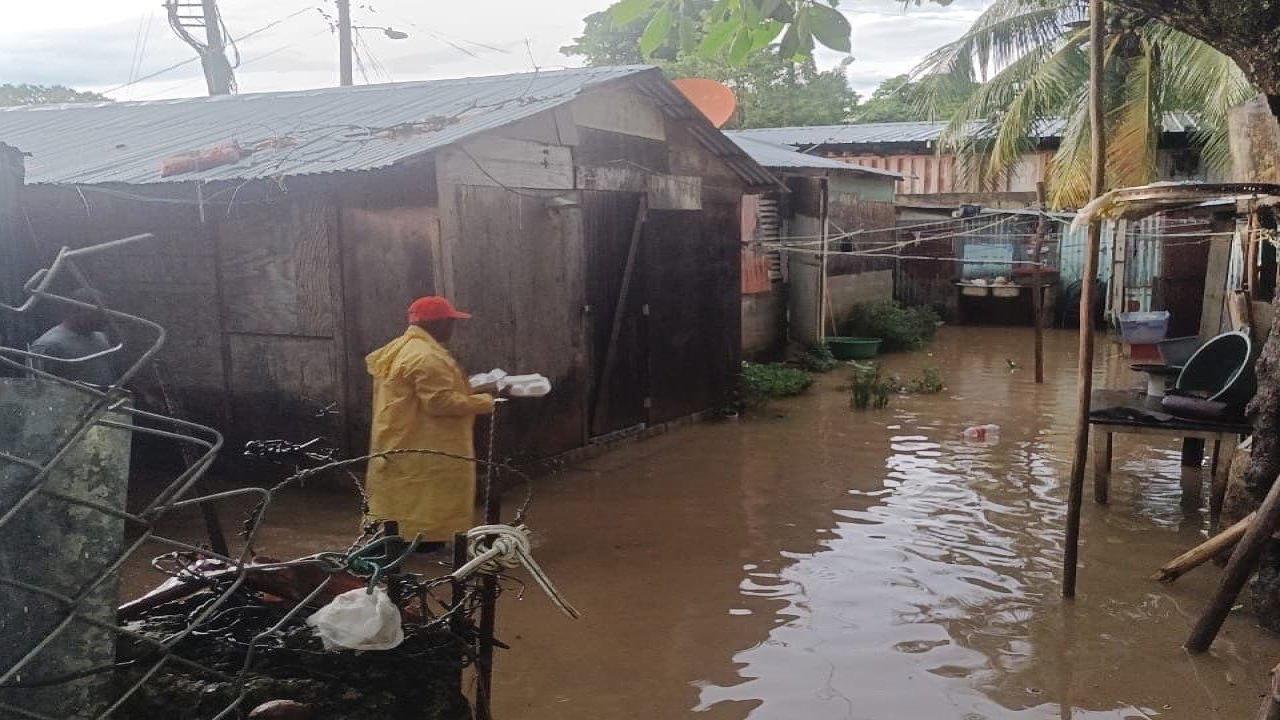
[733, 113, 1200, 148]
[725, 133, 902, 179]
[0, 65, 775, 188]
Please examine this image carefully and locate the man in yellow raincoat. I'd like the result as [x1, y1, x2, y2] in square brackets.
[365, 296, 494, 544]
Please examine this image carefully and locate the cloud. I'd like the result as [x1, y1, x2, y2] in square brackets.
[0, 0, 992, 101]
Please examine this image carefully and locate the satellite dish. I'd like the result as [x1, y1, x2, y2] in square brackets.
[672, 78, 737, 128]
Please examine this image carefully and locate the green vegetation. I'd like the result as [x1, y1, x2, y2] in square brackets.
[562, 5, 860, 129]
[849, 363, 946, 410]
[842, 301, 940, 353]
[850, 361, 892, 410]
[850, 74, 977, 123]
[599, 0, 857, 64]
[906, 366, 946, 394]
[912, 0, 1254, 208]
[740, 362, 814, 408]
[0, 84, 111, 106]
[800, 343, 838, 373]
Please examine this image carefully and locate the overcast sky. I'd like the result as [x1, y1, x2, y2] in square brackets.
[0, 0, 988, 102]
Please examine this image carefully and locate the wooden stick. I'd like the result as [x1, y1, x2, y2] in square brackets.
[1033, 181, 1047, 384]
[1152, 512, 1255, 583]
[1255, 661, 1280, 720]
[1063, 0, 1107, 599]
[1186, 472, 1280, 653]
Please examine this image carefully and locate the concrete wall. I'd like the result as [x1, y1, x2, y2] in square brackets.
[828, 270, 894, 331]
[743, 289, 785, 360]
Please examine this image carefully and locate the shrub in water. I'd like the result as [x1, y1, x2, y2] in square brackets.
[740, 362, 814, 408]
[907, 366, 945, 394]
[850, 361, 893, 410]
[843, 301, 940, 352]
[801, 343, 838, 373]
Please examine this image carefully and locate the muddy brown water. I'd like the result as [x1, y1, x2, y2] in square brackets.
[123, 326, 1280, 719]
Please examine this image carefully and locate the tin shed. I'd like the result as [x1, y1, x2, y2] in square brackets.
[0, 66, 775, 462]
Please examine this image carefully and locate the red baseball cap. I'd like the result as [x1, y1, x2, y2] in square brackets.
[407, 296, 471, 323]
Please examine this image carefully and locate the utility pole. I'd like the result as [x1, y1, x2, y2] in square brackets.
[337, 0, 353, 86]
[165, 0, 235, 95]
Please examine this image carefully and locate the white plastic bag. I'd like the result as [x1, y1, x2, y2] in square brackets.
[469, 368, 509, 390]
[305, 587, 404, 651]
[499, 373, 552, 397]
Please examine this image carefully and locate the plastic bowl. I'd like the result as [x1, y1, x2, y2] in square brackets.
[826, 337, 882, 360]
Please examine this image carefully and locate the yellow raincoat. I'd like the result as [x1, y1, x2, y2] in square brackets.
[364, 325, 494, 540]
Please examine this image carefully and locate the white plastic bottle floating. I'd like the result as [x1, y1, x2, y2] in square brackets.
[962, 424, 1001, 444]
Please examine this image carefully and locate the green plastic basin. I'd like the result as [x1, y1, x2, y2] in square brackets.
[826, 337, 882, 360]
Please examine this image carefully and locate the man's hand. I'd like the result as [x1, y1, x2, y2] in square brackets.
[471, 380, 501, 395]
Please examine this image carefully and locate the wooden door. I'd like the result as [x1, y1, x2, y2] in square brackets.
[582, 191, 648, 437]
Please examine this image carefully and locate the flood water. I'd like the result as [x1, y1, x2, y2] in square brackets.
[121, 326, 1280, 719]
[492, 326, 1280, 720]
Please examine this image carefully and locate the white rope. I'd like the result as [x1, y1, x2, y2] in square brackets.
[451, 524, 580, 619]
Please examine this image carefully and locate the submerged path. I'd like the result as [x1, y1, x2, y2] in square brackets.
[494, 326, 1280, 719]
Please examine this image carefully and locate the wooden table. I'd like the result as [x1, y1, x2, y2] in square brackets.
[1089, 389, 1249, 518]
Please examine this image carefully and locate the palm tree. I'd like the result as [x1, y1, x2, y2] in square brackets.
[911, 0, 1255, 208]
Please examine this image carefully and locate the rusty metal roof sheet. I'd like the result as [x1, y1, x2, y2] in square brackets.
[732, 113, 1200, 148]
[0, 66, 775, 189]
[725, 133, 902, 179]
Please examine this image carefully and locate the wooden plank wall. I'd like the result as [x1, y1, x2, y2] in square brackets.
[447, 186, 588, 458]
[581, 190, 648, 437]
[217, 199, 345, 447]
[645, 202, 742, 423]
[338, 205, 440, 451]
[0, 145, 30, 357]
[16, 185, 232, 431]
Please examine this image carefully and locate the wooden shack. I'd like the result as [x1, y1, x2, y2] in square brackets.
[0, 66, 776, 461]
[727, 134, 900, 356]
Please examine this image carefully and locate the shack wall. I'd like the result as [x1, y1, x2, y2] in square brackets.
[0, 144, 29, 356]
[16, 184, 232, 431]
[15, 85, 750, 468]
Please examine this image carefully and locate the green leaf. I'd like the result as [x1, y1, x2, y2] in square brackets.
[639, 6, 674, 56]
[700, 20, 738, 54]
[749, 20, 784, 51]
[728, 27, 753, 64]
[807, 3, 851, 53]
[609, 0, 658, 27]
[760, 0, 784, 16]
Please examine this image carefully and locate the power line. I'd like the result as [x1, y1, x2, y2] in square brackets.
[101, 5, 315, 96]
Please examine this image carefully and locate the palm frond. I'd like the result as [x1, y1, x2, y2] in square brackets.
[934, 30, 1087, 190]
[1106, 36, 1161, 188]
[1147, 25, 1255, 174]
[913, 0, 1082, 83]
[1047, 93, 1093, 207]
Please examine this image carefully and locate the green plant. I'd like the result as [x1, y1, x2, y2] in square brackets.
[850, 361, 893, 410]
[907, 366, 946, 394]
[740, 362, 814, 409]
[801, 343, 838, 373]
[843, 301, 941, 353]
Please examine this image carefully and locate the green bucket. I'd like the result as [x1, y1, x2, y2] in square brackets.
[826, 337, 882, 360]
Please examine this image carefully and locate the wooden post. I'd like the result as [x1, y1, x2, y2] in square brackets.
[817, 178, 831, 344]
[1186, 471, 1280, 653]
[1033, 182, 1047, 384]
[1063, 0, 1107, 599]
[1152, 511, 1254, 583]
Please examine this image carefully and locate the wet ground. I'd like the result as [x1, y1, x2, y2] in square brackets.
[122, 326, 1280, 719]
